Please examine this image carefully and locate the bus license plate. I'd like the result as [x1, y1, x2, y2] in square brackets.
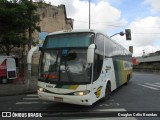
[54, 97, 63, 102]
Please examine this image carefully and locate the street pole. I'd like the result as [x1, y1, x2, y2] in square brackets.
[89, 0, 90, 29]
[28, 0, 32, 51]
[27, 0, 33, 91]
[110, 32, 124, 38]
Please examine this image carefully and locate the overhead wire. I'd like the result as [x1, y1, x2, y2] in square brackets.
[73, 19, 160, 34]
[73, 19, 160, 28]
[73, 19, 127, 27]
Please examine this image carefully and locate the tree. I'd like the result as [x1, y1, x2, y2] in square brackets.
[0, 0, 40, 55]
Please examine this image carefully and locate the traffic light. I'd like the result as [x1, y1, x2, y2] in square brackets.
[129, 46, 133, 53]
[125, 29, 131, 40]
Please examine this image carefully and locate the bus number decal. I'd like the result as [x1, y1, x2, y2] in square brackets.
[105, 66, 111, 73]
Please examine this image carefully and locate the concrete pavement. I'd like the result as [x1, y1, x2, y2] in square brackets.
[0, 76, 38, 96]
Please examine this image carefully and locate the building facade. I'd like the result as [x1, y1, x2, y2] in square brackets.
[31, 3, 73, 75]
[33, 3, 73, 40]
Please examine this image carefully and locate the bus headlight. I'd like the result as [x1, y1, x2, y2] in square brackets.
[38, 87, 45, 92]
[74, 90, 90, 96]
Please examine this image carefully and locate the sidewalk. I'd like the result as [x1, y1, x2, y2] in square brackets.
[0, 76, 38, 96]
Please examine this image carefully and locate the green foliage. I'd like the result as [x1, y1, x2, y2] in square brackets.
[0, 0, 40, 55]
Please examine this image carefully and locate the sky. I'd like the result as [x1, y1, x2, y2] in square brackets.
[39, 0, 160, 57]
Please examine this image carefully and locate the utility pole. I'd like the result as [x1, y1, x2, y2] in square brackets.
[27, 0, 33, 91]
[28, 0, 32, 50]
[89, 0, 90, 29]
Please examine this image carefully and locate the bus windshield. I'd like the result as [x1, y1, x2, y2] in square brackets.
[39, 49, 91, 84]
[44, 32, 93, 48]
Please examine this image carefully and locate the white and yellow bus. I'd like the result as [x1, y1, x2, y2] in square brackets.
[36, 29, 132, 106]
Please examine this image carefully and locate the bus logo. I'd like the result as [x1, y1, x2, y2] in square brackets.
[95, 86, 102, 98]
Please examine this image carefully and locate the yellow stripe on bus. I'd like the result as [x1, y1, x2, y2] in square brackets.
[69, 85, 79, 90]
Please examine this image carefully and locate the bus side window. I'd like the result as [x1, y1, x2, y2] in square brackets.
[93, 54, 103, 81]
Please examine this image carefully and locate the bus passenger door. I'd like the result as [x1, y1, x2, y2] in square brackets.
[92, 54, 104, 99]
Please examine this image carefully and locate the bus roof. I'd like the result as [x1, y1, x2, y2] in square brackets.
[48, 29, 97, 36]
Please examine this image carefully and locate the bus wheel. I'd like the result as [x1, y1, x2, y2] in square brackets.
[125, 75, 130, 85]
[1, 77, 8, 84]
[102, 83, 111, 101]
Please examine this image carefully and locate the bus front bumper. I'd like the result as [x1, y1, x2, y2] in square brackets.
[37, 90, 93, 106]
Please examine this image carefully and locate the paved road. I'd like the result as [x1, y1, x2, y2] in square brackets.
[0, 72, 160, 120]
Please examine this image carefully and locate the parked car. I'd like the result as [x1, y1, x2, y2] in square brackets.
[0, 56, 17, 83]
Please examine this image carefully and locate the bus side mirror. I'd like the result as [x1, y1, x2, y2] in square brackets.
[87, 44, 96, 64]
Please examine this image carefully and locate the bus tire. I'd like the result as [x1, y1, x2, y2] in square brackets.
[102, 82, 111, 101]
[1, 77, 8, 84]
[125, 75, 130, 85]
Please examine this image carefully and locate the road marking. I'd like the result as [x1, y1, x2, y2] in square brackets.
[15, 94, 41, 105]
[145, 83, 160, 88]
[138, 84, 159, 90]
[99, 103, 120, 107]
[16, 102, 40, 105]
[42, 102, 50, 104]
[23, 98, 40, 100]
[94, 108, 126, 112]
[69, 108, 137, 120]
[26, 94, 38, 97]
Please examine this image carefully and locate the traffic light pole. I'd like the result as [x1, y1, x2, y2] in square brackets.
[110, 31, 124, 38]
[110, 29, 131, 40]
